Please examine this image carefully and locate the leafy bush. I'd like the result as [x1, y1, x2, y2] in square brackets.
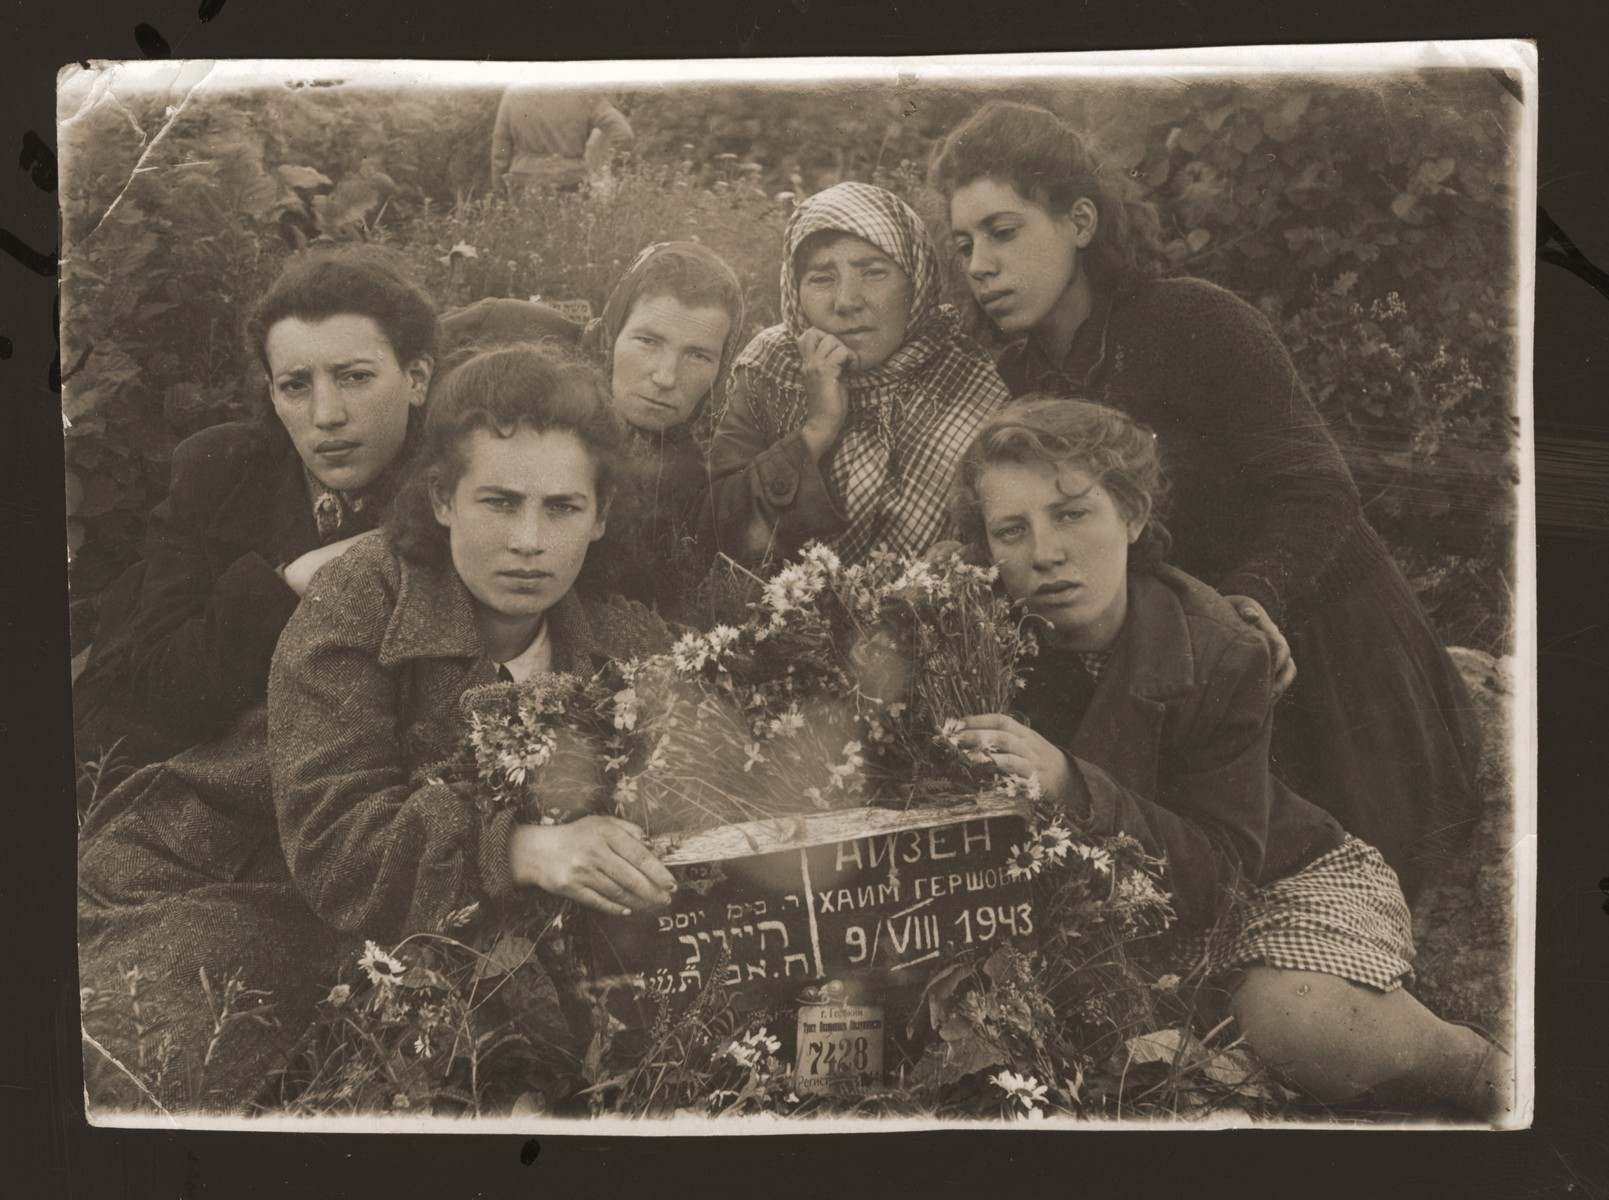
[1104, 75, 1521, 650]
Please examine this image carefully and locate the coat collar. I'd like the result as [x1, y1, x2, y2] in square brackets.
[205, 424, 415, 562]
[1105, 568, 1199, 703]
[1065, 568, 1198, 799]
[1018, 282, 1128, 393]
[377, 553, 597, 675]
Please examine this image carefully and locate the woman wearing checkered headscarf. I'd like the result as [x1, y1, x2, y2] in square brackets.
[707, 181, 1009, 565]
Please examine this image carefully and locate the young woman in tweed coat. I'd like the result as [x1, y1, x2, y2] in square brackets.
[79, 344, 675, 1113]
[707, 181, 1010, 567]
[947, 397, 1510, 1119]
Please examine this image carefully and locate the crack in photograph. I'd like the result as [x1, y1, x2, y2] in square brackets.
[60, 45, 1535, 1130]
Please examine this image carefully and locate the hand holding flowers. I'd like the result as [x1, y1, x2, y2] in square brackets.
[953, 714, 1078, 812]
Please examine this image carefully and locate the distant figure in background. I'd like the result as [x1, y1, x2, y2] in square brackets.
[489, 86, 635, 194]
[439, 243, 746, 618]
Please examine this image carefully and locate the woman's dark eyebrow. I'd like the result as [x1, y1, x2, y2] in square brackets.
[954, 211, 1024, 236]
[272, 356, 378, 378]
[805, 252, 893, 272]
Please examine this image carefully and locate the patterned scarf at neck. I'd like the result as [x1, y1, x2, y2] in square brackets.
[1077, 649, 1112, 682]
[732, 181, 1009, 562]
[303, 466, 370, 544]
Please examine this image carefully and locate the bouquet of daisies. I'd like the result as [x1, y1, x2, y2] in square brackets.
[602, 542, 1041, 838]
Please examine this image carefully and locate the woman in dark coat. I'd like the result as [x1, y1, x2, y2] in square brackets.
[439, 242, 745, 618]
[73, 246, 438, 777]
[949, 397, 1510, 1118]
[79, 344, 675, 1114]
[931, 101, 1482, 897]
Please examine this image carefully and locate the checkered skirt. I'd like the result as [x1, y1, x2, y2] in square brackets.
[1171, 836, 1415, 992]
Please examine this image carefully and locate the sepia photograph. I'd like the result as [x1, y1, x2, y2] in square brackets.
[58, 44, 1535, 1132]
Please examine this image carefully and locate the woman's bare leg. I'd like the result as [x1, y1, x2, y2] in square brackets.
[1229, 966, 1513, 1119]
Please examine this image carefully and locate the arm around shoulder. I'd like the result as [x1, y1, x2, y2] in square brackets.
[705, 366, 847, 564]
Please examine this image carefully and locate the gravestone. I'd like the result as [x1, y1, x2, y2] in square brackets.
[587, 795, 1033, 1023]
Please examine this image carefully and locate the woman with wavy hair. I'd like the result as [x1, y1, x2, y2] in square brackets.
[931, 101, 1482, 897]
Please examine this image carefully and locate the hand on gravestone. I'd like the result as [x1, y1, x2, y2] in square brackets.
[509, 815, 677, 917]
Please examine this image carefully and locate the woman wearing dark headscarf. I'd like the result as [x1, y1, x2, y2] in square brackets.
[707, 181, 1010, 566]
[440, 242, 746, 616]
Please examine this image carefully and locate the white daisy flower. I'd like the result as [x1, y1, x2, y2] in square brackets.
[357, 940, 407, 987]
[992, 1069, 1049, 1114]
[612, 687, 639, 732]
[800, 543, 841, 574]
[768, 705, 807, 737]
[1034, 821, 1073, 863]
[1072, 843, 1114, 875]
[1005, 842, 1045, 881]
[671, 631, 710, 674]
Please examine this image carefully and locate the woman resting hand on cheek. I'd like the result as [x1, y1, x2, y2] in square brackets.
[270, 343, 678, 943]
[707, 181, 1009, 567]
[948, 397, 1511, 1120]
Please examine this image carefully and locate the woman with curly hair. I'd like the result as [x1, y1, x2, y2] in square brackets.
[948, 397, 1509, 1119]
